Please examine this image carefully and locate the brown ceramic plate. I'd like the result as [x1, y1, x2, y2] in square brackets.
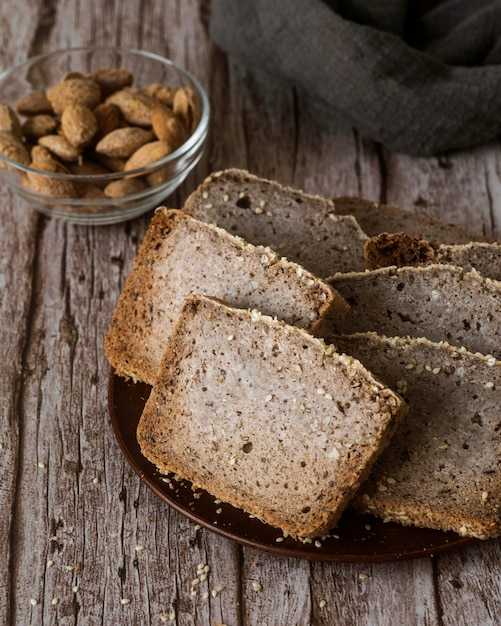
[108, 372, 475, 563]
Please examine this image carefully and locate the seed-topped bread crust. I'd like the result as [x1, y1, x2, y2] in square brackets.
[183, 168, 369, 277]
[137, 294, 408, 539]
[105, 207, 348, 384]
[332, 332, 501, 539]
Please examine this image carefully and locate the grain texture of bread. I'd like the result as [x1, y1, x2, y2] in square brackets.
[183, 168, 369, 277]
[105, 207, 348, 384]
[334, 196, 491, 244]
[328, 264, 501, 359]
[136, 294, 408, 539]
[331, 332, 501, 539]
[365, 231, 501, 281]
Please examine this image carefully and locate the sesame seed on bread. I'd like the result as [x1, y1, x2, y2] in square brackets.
[136, 294, 408, 539]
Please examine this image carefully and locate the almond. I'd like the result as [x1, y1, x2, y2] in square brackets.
[124, 140, 173, 173]
[106, 88, 154, 127]
[67, 159, 111, 178]
[27, 148, 77, 198]
[0, 103, 23, 139]
[95, 127, 154, 158]
[0, 130, 31, 169]
[94, 153, 126, 172]
[15, 91, 53, 116]
[141, 83, 176, 106]
[38, 134, 82, 163]
[62, 71, 86, 81]
[30, 146, 70, 173]
[104, 177, 147, 198]
[146, 166, 168, 187]
[173, 86, 200, 133]
[75, 182, 107, 200]
[89, 68, 134, 98]
[22, 114, 58, 142]
[151, 102, 187, 149]
[26, 173, 77, 198]
[93, 103, 121, 142]
[46, 77, 101, 116]
[61, 104, 98, 148]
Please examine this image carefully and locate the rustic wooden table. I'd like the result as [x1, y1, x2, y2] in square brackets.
[1, 1, 500, 625]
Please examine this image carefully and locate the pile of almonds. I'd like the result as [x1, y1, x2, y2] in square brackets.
[0, 67, 200, 202]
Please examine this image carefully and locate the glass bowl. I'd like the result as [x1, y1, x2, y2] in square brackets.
[0, 47, 210, 225]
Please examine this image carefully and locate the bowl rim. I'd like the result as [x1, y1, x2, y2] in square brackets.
[0, 46, 210, 181]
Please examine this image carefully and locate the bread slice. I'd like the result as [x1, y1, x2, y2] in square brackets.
[331, 332, 501, 539]
[105, 207, 348, 384]
[334, 196, 491, 244]
[364, 231, 501, 281]
[136, 294, 408, 539]
[183, 168, 369, 277]
[327, 264, 501, 359]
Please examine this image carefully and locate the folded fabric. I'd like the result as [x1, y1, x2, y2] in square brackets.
[209, 0, 501, 156]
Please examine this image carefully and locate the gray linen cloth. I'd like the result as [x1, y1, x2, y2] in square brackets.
[209, 0, 501, 156]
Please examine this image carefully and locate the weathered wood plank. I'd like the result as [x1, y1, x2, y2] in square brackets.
[385, 143, 501, 238]
[437, 541, 501, 626]
[240, 549, 311, 626]
[310, 559, 439, 625]
[0, 198, 39, 626]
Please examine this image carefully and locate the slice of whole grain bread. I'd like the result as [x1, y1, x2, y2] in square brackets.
[331, 332, 501, 539]
[183, 168, 369, 277]
[105, 207, 348, 384]
[136, 293, 408, 539]
[334, 196, 491, 244]
[327, 264, 501, 359]
[364, 231, 501, 281]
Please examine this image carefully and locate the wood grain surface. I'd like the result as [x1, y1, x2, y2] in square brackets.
[0, 1, 500, 625]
